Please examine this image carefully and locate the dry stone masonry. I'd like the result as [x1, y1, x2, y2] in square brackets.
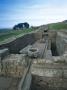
[0, 29, 67, 90]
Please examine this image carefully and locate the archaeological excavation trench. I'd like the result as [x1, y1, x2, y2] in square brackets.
[0, 30, 60, 55]
[51, 42, 59, 56]
[0, 30, 67, 90]
[31, 32, 67, 90]
[30, 75, 49, 90]
[0, 31, 59, 56]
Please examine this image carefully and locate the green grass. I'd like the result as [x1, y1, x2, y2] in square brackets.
[0, 28, 33, 41]
[48, 23, 67, 30]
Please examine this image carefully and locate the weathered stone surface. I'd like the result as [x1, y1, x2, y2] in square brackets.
[64, 70, 67, 78]
[0, 54, 26, 77]
[31, 75, 67, 90]
[0, 30, 67, 90]
[56, 32, 67, 55]
[45, 50, 52, 60]
[0, 48, 9, 60]
[31, 66, 62, 78]
[19, 45, 32, 54]
[0, 76, 20, 90]
[28, 48, 39, 58]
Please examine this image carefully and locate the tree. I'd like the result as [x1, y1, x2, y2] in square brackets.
[24, 22, 29, 28]
[13, 22, 29, 30]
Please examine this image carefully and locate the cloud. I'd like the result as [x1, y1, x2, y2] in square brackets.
[20, 4, 67, 25]
[0, 0, 67, 28]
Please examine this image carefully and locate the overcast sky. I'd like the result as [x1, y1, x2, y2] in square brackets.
[0, 0, 67, 28]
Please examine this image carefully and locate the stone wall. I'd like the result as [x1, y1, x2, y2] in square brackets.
[49, 31, 67, 56]
[31, 58, 67, 90]
[49, 31, 59, 56]
[34, 32, 42, 40]
[49, 31, 57, 44]
[56, 32, 67, 55]
[18, 57, 32, 90]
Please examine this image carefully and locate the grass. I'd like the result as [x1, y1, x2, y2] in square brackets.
[0, 28, 33, 42]
[48, 22, 67, 30]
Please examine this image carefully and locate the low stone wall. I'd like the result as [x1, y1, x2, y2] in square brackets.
[49, 31, 57, 44]
[18, 57, 32, 90]
[31, 59, 67, 90]
[56, 32, 67, 55]
[0, 48, 9, 60]
[31, 75, 67, 90]
[49, 31, 67, 56]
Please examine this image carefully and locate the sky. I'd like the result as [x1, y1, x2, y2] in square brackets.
[0, 0, 67, 28]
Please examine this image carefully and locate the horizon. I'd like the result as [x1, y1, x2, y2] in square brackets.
[0, 20, 66, 29]
[0, 0, 67, 28]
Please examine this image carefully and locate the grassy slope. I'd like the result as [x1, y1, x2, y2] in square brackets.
[48, 22, 67, 30]
[0, 28, 33, 41]
[0, 22, 67, 41]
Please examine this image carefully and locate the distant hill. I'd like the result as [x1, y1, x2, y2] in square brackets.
[31, 20, 67, 31]
[0, 29, 12, 33]
[48, 20, 67, 30]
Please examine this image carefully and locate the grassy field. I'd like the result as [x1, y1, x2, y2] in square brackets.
[0, 22, 67, 42]
[48, 22, 67, 30]
[0, 28, 33, 41]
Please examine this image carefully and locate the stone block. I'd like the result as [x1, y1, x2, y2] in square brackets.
[0, 48, 9, 60]
[64, 70, 67, 78]
[43, 69, 62, 78]
[19, 45, 32, 54]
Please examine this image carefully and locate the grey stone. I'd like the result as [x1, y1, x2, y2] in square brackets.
[19, 45, 32, 54]
[64, 70, 67, 78]
[28, 48, 39, 58]
[0, 48, 9, 60]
